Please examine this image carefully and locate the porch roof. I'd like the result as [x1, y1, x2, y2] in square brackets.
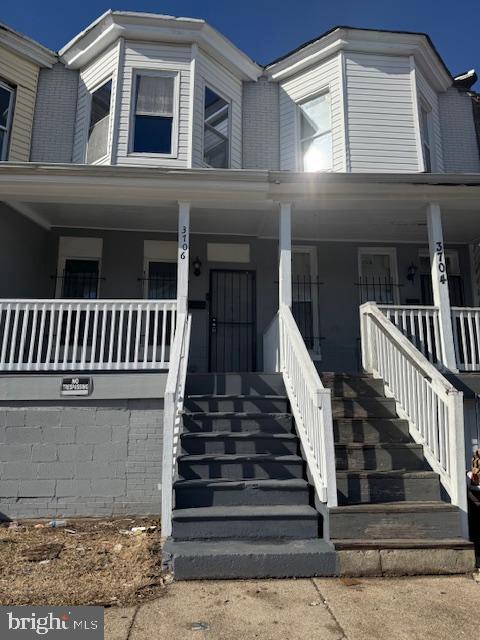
[1, 163, 480, 243]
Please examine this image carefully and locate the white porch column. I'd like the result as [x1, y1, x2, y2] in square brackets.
[426, 202, 457, 371]
[177, 201, 190, 315]
[279, 202, 292, 308]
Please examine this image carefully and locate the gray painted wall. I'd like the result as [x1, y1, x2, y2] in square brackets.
[439, 88, 480, 173]
[30, 64, 79, 163]
[0, 399, 163, 519]
[242, 78, 280, 169]
[0, 203, 51, 298]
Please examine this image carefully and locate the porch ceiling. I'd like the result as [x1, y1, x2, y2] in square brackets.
[1, 164, 479, 243]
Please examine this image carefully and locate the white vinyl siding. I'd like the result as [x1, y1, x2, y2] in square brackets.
[0, 44, 39, 161]
[192, 50, 242, 168]
[416, 67, 444, 172]
[72, 42, 119, 164]
[115, 41, 191, 167]
[345, 53, 419, 173]
[279, 53, 343, 171]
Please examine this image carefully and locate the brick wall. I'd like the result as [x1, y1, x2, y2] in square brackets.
[0, 400, 163, 519]
[30, 63, 78, 163]
[439, 87, 480, 173]
[242, 78, 280, 169]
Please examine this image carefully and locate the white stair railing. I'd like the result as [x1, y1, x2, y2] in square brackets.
[0, 299, 177, 371]
[361, 302, 468, 536]
[161, 313, 192, 538]
[451, 307, 480, 371]
[379, 305, 444, 367]
[278, 305, 338, 524]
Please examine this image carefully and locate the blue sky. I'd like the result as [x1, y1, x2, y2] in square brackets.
[2, 1, 479, 87]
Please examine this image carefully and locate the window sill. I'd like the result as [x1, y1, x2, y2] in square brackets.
[127, 152, 178, 160]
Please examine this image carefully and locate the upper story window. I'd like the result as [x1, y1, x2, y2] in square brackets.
[86, 80, 112, 164]
[132, 72, 176, 155]
[0, 80, 15, 161]
[420, 102, 432, 172]
[203, 87, 230, 168]
[298, 92, 332, 172]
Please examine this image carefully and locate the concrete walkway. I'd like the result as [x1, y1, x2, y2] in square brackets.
[105, 575, 479, 640]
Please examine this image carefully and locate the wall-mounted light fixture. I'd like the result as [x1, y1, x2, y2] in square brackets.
[406, 262, 418, 283]
[193, 256, 202, 277]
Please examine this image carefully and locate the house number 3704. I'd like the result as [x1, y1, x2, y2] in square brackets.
[436, 241, 447, 284]
[180, 225, 189, 259]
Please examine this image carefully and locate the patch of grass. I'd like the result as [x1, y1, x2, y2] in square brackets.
[0, 517, 167, 606]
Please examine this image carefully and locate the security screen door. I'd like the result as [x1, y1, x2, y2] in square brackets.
[209, 269, 256, 372]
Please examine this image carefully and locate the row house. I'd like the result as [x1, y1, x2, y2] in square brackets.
[1, 10, 480, 578]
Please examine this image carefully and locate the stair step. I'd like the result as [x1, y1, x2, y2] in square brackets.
[330, 501, 463, 540]
[182, 413, 293, 434]
[335, 443, 425, 471]
[181, 431, 298, 455]
[336, 470, 441, 505]
[184, 395, 289, 413]
[321, 374, 385, 397]
[334, 418, 410, 444]
[332, 397, 397, 418]
[171, 505, 319, 540]
[185, 373, 286, 396]
[163, 538, 336, 579]
[174, 478, 310, 508]
[177, 453, 305, 480]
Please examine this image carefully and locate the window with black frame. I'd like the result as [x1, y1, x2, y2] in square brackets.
[419, 251, 464, 307]
[146, 262, 177, 300]
[0, 79, 15, 161]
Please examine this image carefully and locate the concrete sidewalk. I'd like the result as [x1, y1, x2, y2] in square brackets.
[105, 575, 479, 640]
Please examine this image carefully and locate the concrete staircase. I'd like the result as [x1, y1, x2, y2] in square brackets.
[321, 372, 475, 575]
[162, 372, 336, 579]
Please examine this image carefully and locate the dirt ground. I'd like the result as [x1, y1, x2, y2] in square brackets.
[0, 517, 168, 606]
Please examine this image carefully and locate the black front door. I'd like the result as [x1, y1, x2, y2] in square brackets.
[209, 269, 256, 372]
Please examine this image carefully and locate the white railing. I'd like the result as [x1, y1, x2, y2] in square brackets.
[361, 302, 468, 535]
[0, 299, 177, 371]
[161, 312, 192, 539]
[278, 305, 337, 521]
[451, 307, 480, 371]
[379, 305, 444, 367]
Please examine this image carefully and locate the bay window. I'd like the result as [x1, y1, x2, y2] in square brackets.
[0, 80, 15, 161]
[86, 79, 112, 164]
[132, 73, 176, 154]
[203, 86, 230, 168]
[298, 91, 332, 172]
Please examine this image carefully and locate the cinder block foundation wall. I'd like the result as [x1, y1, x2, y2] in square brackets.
[0, 399, 163, 519]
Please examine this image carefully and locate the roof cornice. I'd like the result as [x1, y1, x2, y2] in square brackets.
[265, 27, 452, 92]
[0, 22, 57, 68]
[59, 10, 261, 81]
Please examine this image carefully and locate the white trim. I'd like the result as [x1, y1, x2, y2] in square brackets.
[0, 21, 56, 68]
[339, 51, 350, 173]
[358, 246, 400, 304]
[296, 87, 333, 172]
[409, 55, 425, 173]
[0, 79, 15, 162]
[207, 242, 250, 263]
[187, 43, 198, 168]
[128, 68, 180, 159]
[110, 37, 125, 165]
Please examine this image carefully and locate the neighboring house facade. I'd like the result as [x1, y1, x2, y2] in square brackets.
[1, 11, 480, 578]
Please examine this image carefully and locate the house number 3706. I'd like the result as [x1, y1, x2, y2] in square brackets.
[180, 225, 189, 259]
[436, 241, 447, 284]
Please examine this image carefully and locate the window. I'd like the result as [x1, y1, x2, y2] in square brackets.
[292, 247, 321, 357]
[203, 87, 230, 168]
[358, 248, 399, 304]
[419, 249, 464, 306]
[55, 237, 103, 299]
[420, 103, 432, 172]
[0, 80, 15, 161]
[132, 73, 176, 154]
[86, 80, 112, 164]
[298, 92, 332, 172]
